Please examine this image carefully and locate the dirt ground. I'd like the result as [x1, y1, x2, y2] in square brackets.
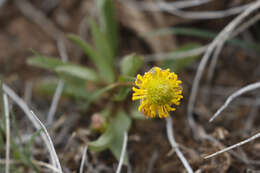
[1, 0, 260, 172]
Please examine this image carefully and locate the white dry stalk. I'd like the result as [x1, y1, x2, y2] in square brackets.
[187, 0, 260, 137]
[166, 116, 193, 173]
[2, 84, 62, 172]
[30, 111, 63, 173]
[79, 146, 88, 173]
[206, 42, 225, 83]
[205, 132, 260, 159]
[47, 80, 64, 124]
[0, 0, 6, 7]
[47, 37, 68, 124]
[209, 81, 260, 122]
[32, 160, 60, 173]
[144, 45, 208, 62]
[116, 132, 128, 173]
[136, 0, 212, 11]
[207, 13, 260, 83]
[23, 80, 33, 104]
[126, 0, 252, 19]
[0, 159, 60, 173]
[3, 94, 10, 173]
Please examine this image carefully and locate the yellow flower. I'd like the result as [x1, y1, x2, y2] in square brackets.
[132, 67, 183, 118]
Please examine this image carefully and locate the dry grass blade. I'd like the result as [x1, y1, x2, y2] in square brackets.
[209, 81, 260, 122]
[128, 0, 252, 19]
[47, 37, 68, 124]
[79, 146, 88, 173]
[166, 117, 193, 173]
[47, 80, 64, 124]
[32, 160, 60, 173]
[205, 132, 260, 159]
[137, 0, 212, 11]
[207, 13, 260, 83]
[0, 159, 60, 173]
[187, 1, 260, 137]
[3, 94, 10, 173]
[0, 0, 6, 7]
[30, 111, 63, 173]
[144, 45, 208, 62]
[116, 132, 128, 173]
[2, 84, 62, 172]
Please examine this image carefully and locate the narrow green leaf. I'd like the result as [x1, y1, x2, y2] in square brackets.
[68, 34, 115, 83]
[120, 54, 144, 76]
[27, 57, 64, 71]
[113, 87, 131, 101]
[88, 127, 114, 151]
[115, 54, 143, 101]
[35, 78, 92, 100]
[89, 18, 114, 64]
[97, 0, 118, 56]
[108, 110, 131, 164]
[55, 64, 99, 82]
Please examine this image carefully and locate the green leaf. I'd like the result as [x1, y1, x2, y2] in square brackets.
[163, 43, 202, 72]
[89, 18, 114, 64]
[27, 56, 64, 71]
[96, 0, 118, 56]
[35, 78, 92, 100]
[109, 110, 131, 164]
[89, 110, 131, 164]
[55, 64, 99, 82]
[113, 87, 131, 101]
[120, 54, 144, 76]
[68, 34, 115, 83]
[88, 127, 114, 151]
[115, 54, 143, 101]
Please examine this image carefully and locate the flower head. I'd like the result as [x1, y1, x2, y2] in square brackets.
[132, 67, 183, 118]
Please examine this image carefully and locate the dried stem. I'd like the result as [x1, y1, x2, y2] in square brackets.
[79, 146, 88, 173]
[187, 1, 260, 138]
[116, 132, 128, 173]
[210, 81, 260, 122]
[205, 132, 260, 159]
[166, 116, 193, 173]
[125, 0, 252, 19]
[3, 94, 10, 173]
[2, 84, 62, 173]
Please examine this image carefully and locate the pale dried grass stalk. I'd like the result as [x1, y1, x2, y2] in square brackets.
[116, 132, 128, 173]
[3, 94, 10, 173]
[187, 1, 260, 137]
[166, 116, 193, 173]
[144, 45, 208, 62]
[79, 146, 88, 173]
[127, 0, 252, 19]
[209, 81, 260, 122]
[47, 37, 68, 124]
[207, 13, 260, 82]
[30, 111, 63, 173]
[205, 132, 260, 159]
[137, 0, 212, 11]
[2, 84, 62, 172]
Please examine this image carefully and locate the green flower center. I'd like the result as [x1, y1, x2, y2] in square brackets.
[146, 78, 173, 105]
